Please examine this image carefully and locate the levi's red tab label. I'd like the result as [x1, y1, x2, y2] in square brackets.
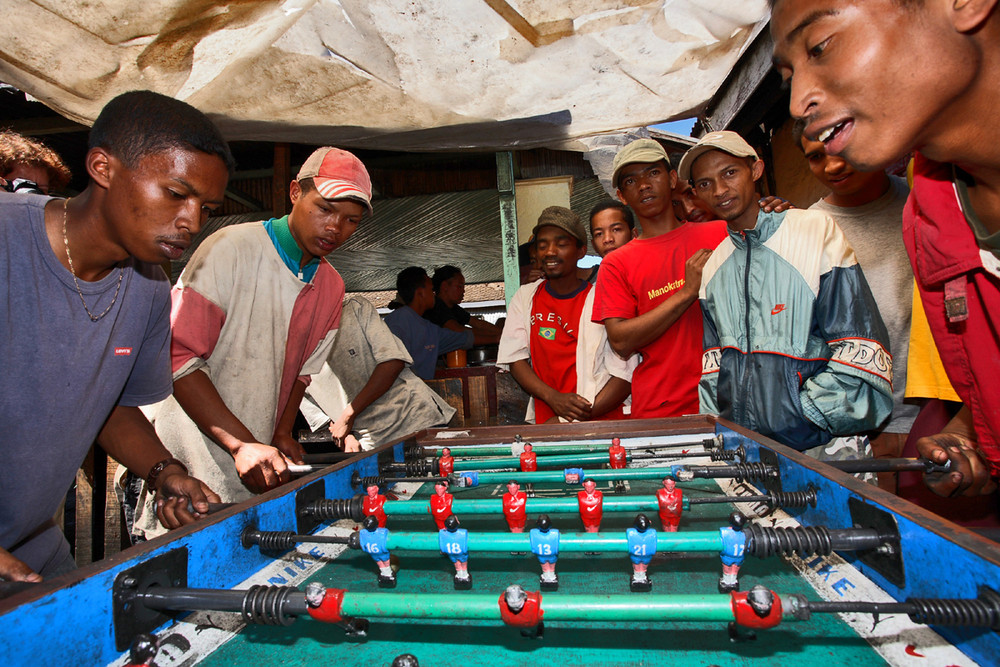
[114, 347, 133, 356]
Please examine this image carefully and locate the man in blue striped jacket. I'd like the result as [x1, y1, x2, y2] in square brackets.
[678, 131, 892, 462]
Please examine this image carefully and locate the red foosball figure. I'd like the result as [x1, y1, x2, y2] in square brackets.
[430, 481, 454, 529]
[520, 443, 538, 472]
[363, 483, 388, 528]
[438, 447, 455, 476]
[608, 437, 627, 469]
[656, 477, 683, 532]
[577, 478, 603, 532]
[502, 479, 527, 532]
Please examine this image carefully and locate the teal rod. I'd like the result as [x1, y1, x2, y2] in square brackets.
[423, 434, 717, 457]
[338, 591, 740, 622]
[382, 530, 722, 552]
[382, 494, 685, 516]
[466, 466, 681, 485]
[453, 451, 613, 472]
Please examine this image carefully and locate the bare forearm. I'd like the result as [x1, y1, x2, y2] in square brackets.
[604, 287, 698, 357]
[173, 370, 256, 455]
[591, 377, 631, 419]
[273, 379, 307, 442]
[349, 360, 404, 417]
[96, 405, 173, 478]
[469, 317, 501, 337]
[510, 359, 557, 405]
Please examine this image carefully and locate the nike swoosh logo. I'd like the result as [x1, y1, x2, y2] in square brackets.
[771, 304, 786, 315]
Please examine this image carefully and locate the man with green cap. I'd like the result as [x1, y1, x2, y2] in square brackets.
[499, 206, 632, 423]
[591, 139, 727, 419]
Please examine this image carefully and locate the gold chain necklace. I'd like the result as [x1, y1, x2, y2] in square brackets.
[62, 198, 124, 322]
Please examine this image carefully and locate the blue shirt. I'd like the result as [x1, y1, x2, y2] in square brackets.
[383, 305, 472, 379]
[0, 194, 172, 573]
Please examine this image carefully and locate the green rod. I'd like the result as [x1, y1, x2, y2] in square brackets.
[383, 495, 664, 516]
[383, 530, 722, 552]
[453, 451, 612, 472]
[467, 466, 680, 485]
[423, 434, 716, 457]
[338, 592, 738, 622]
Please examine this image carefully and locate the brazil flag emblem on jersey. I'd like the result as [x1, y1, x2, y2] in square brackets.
[539, 327, 556, 340]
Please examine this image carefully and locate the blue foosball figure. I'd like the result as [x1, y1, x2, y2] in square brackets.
[719, 512, 747, 593]
[529, 515, 560, 591]
[359, 514, 396, 588]
[439, 514, 472, 589]
[626, 513, 658, 592]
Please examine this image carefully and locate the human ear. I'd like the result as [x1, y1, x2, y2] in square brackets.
[85, 148, 113, 190]
[615, 189, 627, 205]
[751, 159, 766, 183]
[669, 170, 679, 191]
[288, 179, 302, 204]
[949, 0, 998, 32]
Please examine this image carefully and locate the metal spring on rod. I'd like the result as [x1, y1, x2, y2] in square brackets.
[728, 461, 776, 483]
[711, 447, 738, 462]
[256, 531, 297, 552]
[745, 524, 833, 558]
[241, 585, 298, 626]
[766, 487, 818, 510]
[907, 595, 1000, 629]
[306, 498, 356, 521]
[409, 459, 436, 476]
[404, 444, 425, 460]
[355, 475, 386, 489]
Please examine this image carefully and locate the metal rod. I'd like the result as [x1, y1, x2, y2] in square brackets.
[421, 433, 717, 457]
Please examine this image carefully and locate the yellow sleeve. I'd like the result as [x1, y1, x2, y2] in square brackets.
[905, 281, 961, 401]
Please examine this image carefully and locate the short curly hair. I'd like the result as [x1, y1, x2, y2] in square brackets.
[0, 130, 72, 190]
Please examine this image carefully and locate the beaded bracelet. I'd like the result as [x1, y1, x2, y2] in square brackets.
[147, 457, 188, 491]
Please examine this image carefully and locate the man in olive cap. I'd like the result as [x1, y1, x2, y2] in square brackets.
[499, 206, 632, 423]
[681, 130, 891, 463]
[591, 139, 727, 419]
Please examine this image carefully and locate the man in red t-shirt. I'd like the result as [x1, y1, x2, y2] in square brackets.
[592, 139, 726, 419]
[498, 206, 633, 424]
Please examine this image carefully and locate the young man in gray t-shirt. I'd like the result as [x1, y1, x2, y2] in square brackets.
[796, 122, 917, 489]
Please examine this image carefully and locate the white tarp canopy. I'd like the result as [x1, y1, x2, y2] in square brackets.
[0, 1, 768, 152]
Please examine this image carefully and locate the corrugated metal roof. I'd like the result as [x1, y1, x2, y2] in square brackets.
[168, 176, 612, 293]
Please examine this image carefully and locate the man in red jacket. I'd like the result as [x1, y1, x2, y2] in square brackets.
[772, 0, 1000, 498]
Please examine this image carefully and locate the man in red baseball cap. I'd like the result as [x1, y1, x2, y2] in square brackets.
[134, 146, 373, 538]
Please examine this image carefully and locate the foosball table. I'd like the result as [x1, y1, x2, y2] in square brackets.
[3, 416, 1000, 666]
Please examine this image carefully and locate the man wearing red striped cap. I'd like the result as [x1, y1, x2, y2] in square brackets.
[134, 147, 373, 538]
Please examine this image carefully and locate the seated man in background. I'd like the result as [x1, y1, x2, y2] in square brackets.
[794, 119, 918, 489]
[0, 129, 72, 195]
[499, 206, 633, 423]
[588, 200, 637, 258]
[425, 265, 502, 344]
[682, 131, 892, 464]
[385, 266, 474, 380]
[301, 295, 456, 450]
